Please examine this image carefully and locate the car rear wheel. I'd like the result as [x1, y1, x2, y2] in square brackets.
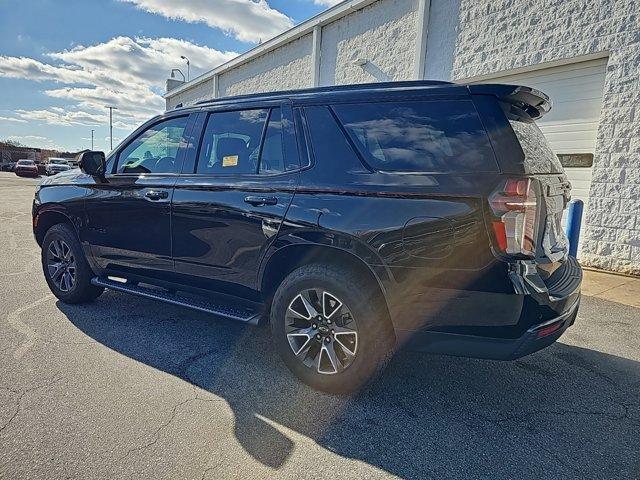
[41, 224, 104, 304]
[271, 263, 394, 394]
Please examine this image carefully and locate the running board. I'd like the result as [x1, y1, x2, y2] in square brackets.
[91, 277, 263, 325]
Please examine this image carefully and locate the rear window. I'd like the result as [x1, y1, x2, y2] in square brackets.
[508, 118, 564, 174]
[332, 100, 497, 173]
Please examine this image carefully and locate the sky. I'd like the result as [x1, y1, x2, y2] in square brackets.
[0, 0, 339, 153]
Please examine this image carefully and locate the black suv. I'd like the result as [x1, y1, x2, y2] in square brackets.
[33, 81, 582, 393]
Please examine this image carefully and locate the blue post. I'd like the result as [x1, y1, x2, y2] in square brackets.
[566, 199, 584, 258]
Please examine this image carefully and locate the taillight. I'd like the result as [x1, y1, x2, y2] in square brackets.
[488, 178, 538, 257]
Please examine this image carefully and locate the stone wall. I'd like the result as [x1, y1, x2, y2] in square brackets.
[319, 0, 418, 85]
[427, 0, 640, 274]
[218, 34, 314, 97]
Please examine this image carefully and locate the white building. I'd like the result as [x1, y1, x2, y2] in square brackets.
[165, 0, 640, 275]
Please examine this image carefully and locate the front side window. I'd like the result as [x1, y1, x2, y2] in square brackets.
[116, 116, 188, 174]
[333, 100, 498, 173]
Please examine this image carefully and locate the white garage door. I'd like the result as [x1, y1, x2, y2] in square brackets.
[473, 57, 608, 251]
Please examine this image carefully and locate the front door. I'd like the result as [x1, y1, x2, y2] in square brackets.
[83, 114, 193, 280]
[171, 103, 300, 295]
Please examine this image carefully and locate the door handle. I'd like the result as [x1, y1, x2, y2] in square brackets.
[145, 190, 169, 201]
[244, 195, 278, 207]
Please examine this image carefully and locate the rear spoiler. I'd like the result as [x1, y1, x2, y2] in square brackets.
[468, 84, 552, 120]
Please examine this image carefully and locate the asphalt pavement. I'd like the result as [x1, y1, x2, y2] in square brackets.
[0, 172, 639, 479]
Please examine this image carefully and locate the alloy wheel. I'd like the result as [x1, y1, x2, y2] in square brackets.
[46, 239, 77, 293]
[285, 289, 358, 375]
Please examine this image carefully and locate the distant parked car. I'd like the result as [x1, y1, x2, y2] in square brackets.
[1, 162, 16, 172]
[46, 159, 72, 176]
[14, 159, 39, 177]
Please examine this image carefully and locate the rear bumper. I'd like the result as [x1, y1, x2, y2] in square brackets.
[391, 256, 582, 360]
[396, 297, 579, 360]
[15, 169, 39, 177]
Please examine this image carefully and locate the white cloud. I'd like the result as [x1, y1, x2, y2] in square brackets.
[6, 135, 65, 151]
[48, 36, 235, 88]
[0, 115, 27, 123]
[314, 0, 342, 5]
[0, 36, 238, 138]
[119, 0, 293, 43]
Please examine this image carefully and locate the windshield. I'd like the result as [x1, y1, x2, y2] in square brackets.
[17, 160, 34, 165]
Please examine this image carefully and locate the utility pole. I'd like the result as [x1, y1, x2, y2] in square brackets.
[91, 129, 94, 150]
[105, 106, 118, 150]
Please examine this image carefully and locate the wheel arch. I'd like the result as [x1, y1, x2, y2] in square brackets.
[34, 207, 76, 246]
[259, 241, 394, 330]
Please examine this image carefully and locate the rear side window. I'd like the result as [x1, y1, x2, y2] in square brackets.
[508, 117, 564, 174]
[332, 100, 498, 173]
[197, 109, 269, 175]
[304, 106, 362, 170]
[196, 107, 290, 175]
[259, 108, 287, 174]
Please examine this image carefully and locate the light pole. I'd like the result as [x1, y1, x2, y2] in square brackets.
[170, 69, 185, 82]
[180, 55, 190, 81]
[91, 129, 94, 150]
[105, 106, 118, 150]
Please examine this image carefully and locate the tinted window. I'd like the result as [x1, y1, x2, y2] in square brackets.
[333, 100, 497, 173]
[509, 118, 564, 174]
[197, 109, 268, 175]
[17, 160, 34, 165]
[260, 108, 290, 174]
[304, 106, 361, 170]
[117, 116, 188, 174]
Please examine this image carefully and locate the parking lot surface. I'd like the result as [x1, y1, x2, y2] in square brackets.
[1, 172, 639, 479]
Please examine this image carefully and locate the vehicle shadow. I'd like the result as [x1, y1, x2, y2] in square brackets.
[57, 292, 640, 479]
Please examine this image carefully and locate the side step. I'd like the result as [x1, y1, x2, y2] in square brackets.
[91, 277, 263, 325]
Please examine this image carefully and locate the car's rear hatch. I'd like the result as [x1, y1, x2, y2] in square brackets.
[471, 85, 578, 301]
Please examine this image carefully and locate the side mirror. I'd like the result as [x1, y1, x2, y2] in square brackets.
[78, 151, 106, 177]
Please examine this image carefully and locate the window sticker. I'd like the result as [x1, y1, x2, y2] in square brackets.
[222, 155, 239, 167]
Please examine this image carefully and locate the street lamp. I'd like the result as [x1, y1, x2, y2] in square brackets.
[180, 55, 190, 81]
[105, 106, 118, 150]
[170, 69, 185, 82]
[91, 129, 94, 150]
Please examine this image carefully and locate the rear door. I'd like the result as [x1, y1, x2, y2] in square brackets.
[83, 114, 194, 279]
[171, 101, 300, 294]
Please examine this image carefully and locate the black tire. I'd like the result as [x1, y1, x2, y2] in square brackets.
[41, 223, 104, 304]
[270, 263, 394, 395]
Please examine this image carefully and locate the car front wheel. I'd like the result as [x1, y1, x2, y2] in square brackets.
[41, 224, 104, 304]
[271, 263, 394, 394]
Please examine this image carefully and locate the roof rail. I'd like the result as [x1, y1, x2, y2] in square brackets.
[192, 80, 454, 107]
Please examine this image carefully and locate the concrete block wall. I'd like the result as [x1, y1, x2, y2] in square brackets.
[166, 0, 420, 105]
[219, 34, 314, 97]
[319, 0, 418, 85]
[166, 79, 214, 110]
[427, 0, 640, 275]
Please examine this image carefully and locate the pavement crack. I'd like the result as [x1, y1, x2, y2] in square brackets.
[480, 405, 634, 426]
[0, 373, 63, 434]
[200, 459, 224, 480]
[119, 395, 195, 460]
[177, 348, 218, 383]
